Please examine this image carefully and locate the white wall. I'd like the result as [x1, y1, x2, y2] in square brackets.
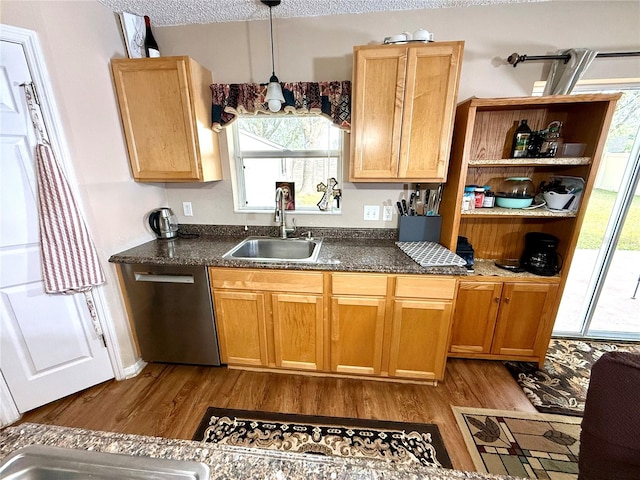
[0, 1, 168, 368]
[156, 0, 640, 229]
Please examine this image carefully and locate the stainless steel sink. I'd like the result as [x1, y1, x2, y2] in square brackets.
[222, 236, 323, 263]
[0, 445, 210, 479]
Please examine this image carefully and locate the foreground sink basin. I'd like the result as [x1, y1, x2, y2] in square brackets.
[0, 445, 210, 479]
[222, 236, 323, 263]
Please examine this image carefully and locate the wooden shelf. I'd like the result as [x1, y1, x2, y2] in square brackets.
[468, 157, 591, 167]
[461, 207, 577, 218]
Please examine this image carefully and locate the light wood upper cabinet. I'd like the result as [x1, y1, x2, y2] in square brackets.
[111, 56, 222, 182]
[350, 42, 464, 182]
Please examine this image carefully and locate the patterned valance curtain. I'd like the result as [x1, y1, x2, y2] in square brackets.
[210, 81, 351, 132]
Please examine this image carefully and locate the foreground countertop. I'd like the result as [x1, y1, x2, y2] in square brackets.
[109, 225, 468, 276]
[0, 423, 518, 480]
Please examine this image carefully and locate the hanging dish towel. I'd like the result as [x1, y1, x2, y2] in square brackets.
[23, 83, 105, 294]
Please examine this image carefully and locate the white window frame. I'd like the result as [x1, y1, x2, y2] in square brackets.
[229, 115, 344, 214]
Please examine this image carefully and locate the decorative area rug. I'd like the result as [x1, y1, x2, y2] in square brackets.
[503, 338, 640, 416]
[192, 407, 452, 469]
[452, 406, 582, 479]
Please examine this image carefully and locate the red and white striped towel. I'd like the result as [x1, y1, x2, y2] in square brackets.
[35, 142, 105, 294]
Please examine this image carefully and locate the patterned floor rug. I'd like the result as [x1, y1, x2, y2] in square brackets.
[503, 338, 640, 416]
[192, 407, 452, 469]
[452, 406, 582, 479]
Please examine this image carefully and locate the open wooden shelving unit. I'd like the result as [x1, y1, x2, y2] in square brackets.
[439, 94, 621, 365]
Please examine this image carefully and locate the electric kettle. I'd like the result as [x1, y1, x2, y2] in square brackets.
[148, 207, 179, 239]
[520, 232, 563, 276]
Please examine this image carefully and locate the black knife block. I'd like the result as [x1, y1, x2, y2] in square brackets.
[398, 215, 442, 242]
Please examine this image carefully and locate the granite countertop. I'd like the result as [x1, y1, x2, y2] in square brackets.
[109, 225, 468, 276]
[0, 423, 518, 480]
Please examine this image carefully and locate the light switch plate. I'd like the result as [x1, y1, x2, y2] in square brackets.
[364, 205, 379, 221]
[183, 202, 193, 216]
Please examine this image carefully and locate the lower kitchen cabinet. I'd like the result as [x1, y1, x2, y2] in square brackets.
[210, 268, 325, 372]
[210, 268, 456, 383]
[449, 279, 559, 365]
[330, 274, 388, 376]
[389, 276, 456, 381]
[272, 293, 324, 371]
[388, 298, 452, 380]
[212, 290, 268, 367]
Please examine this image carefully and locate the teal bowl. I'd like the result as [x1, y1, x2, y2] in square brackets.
[495, 196, 533, 208]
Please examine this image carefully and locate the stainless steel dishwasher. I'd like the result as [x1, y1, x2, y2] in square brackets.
[120, 264, 221, 366]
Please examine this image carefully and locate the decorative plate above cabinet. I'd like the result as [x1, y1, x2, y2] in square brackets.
[349, 41, 464, 182]
[111, 56, 222, 182]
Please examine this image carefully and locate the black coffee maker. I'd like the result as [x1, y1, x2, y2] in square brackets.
[520, 232, 563, 276]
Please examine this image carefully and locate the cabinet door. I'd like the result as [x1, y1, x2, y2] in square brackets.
[111, 57, 221, 182]
[350, 45, 407, 180]
[272, 293, 324, 371]
[330, 296, 386, 376]
[398, 42, 463, 180]
[212, 290, 268, 367]
[450, 281, 502, 354]
[492, 282, 559, 358]
[388, 299, 452, 381]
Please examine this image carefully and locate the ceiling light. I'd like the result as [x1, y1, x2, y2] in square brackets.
[261, 0, 284, 112]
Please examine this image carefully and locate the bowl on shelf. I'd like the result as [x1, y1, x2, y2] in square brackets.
[543, 191, 575, 210]
[496, 177, 535, 208]
[495, 195, 534, 208]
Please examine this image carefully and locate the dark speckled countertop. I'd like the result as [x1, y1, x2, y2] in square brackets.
[109, 225, 468, 276]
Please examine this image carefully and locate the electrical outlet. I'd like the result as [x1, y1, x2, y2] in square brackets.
[383, 205, 393, 221]
[183, 201, 193, 217]
[363, 205, 379, 221]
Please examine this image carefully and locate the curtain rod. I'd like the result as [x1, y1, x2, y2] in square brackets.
[507, 51, 640, 68]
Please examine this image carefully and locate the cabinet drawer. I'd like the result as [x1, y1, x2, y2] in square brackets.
[395, 276, 456, 299]
[331, 273, 388, 296]
[210, 268, 323, 294]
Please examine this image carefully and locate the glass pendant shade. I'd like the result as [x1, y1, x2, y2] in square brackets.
[265, 74, 284, 112]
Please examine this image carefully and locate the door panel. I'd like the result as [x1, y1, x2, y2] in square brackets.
[450, 281, 502, 354]
[213, 290, 267, 366]
[492, 283, 558, 357]
[389, 299, 452, 380]
[272, 293, 324, 371]
[330, 296, 386, 375]
[0, 39, 113, 413]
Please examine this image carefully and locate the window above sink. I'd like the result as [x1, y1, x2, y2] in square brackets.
[230, 116, 343, 214]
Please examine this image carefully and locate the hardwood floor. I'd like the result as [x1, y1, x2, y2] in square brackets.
[18, 359, 535, 472]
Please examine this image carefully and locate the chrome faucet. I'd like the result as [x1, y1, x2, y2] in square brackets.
[274, 187, 295, 239]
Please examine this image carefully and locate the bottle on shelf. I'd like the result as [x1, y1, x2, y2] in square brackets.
[539, 121, 563, 157]
[511, 119, 531, 158]
[144, 15, 160, 58]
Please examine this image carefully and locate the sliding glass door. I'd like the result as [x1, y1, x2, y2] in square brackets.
[553, 85, 640, 340]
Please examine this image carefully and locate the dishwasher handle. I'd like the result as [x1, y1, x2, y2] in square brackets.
[134, 272, 195, 284]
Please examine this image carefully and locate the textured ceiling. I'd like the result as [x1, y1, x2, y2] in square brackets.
[97, 0, 545, 26]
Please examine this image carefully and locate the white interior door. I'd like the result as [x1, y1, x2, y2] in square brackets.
[0, 39, 113, 413]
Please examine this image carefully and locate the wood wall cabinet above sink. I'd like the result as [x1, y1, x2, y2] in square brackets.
[111, 56, 222, 182]
[350, 42, 464, 182]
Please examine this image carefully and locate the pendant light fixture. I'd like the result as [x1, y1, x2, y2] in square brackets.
[261, 0, 285, 112]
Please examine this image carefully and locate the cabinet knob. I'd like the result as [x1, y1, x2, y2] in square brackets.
[504, 297, 511, 304]
[494, 297, 500, 303]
